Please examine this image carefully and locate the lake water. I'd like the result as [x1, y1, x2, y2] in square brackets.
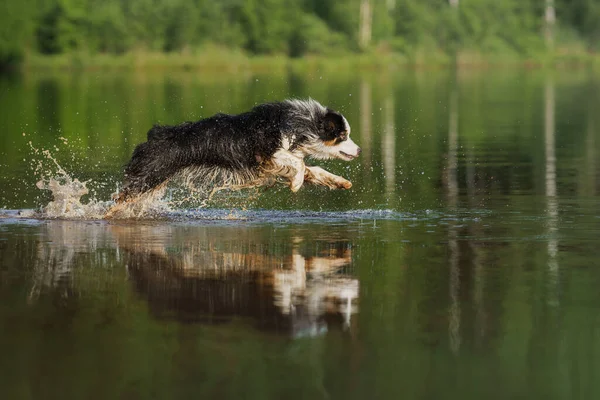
[0, 67, 599, 399]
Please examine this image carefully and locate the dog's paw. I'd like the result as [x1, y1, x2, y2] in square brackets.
[332, 178, 352, 190]
[327, 177, 352, 190]
[289, 173, 305, 192]
[339, 180, 352, 189]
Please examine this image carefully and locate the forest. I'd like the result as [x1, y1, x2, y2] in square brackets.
[1, 0, 600, 67]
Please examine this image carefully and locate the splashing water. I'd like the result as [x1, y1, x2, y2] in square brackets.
[23, 137, 363, 221]
[18, 142, 408, 223]
[35, 176, 108, 219]
[29, 142, 111, 219]
[27, 139, 259, 220]
[104, 188, 173, 219]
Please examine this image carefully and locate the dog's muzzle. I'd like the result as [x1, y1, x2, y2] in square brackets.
[338, 138, 361, 160]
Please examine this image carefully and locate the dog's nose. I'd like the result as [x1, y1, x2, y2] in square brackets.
[356, 147, 362, 155]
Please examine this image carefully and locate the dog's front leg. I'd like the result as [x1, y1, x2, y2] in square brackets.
[304, 166, 352, 190]
[269, 150, 306, 192]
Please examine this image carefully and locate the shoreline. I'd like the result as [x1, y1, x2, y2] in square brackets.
[14, 49, 600, 73]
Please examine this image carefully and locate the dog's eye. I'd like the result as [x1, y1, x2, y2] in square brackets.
[339, 133, 348, 141]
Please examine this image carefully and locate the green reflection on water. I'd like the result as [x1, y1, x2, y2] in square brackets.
[0, 208, 599, 399]
[0, 68, 599, 399]
[1, 68, 598, 211]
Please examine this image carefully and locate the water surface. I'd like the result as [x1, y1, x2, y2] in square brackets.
[1, 68, 599, 399]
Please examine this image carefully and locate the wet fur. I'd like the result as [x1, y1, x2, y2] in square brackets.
[115, 99, 360, 203]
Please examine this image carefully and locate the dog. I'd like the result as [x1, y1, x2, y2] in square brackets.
[114, 98, 361, 203]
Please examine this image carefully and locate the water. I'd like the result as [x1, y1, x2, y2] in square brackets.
[1, 68, 600, 399]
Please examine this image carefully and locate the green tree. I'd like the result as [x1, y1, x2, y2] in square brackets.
[0, 0, 37, 65]
[2, 0, 600, 66]
[558, 0, 600, 49]
[237, 0, 300, 54]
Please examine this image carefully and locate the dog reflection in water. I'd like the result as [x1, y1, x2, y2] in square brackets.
[27, 222, 359, 337]
[112, 225, 359, 337]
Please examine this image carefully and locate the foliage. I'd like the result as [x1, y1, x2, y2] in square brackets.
[0, 0, 37, 66]
[2, 0, 600, 67]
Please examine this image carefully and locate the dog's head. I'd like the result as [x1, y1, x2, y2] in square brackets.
[284, 99, 361, 161]
[312, 109, 361, 161]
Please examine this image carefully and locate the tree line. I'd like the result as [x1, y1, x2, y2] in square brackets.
[1, 0, 600, 67]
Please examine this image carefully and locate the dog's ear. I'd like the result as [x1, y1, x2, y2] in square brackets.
[326, 119, 336, 132]
[323, 111, 342, 134]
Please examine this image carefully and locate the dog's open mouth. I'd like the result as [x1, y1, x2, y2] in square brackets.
[339, 151, 357, 160]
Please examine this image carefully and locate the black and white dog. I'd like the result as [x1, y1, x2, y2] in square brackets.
[115, 98, 361, 203]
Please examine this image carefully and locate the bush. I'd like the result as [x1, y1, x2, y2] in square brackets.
[289, 13, 351, 58]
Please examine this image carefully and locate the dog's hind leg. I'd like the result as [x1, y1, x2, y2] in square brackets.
[268, 150, 306, 192]
[116, 140, 182, 202]
[304, 166, 352, 190]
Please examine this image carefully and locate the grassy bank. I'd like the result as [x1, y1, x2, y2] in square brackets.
[19, 47, 600, 73]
